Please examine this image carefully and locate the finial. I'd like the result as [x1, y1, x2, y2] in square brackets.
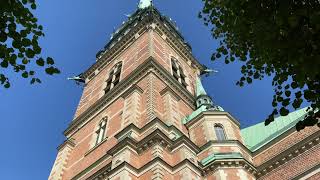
[200, 68, 218, 77]
[138, 0, 152, 9]
[196, 76, 208, 97]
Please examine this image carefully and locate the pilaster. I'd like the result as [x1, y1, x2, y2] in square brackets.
[121, 86, 143, 128]
[49, 139, 75, 180]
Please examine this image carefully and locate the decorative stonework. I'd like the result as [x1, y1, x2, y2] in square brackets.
[151, 165, 164, 180]
[49, 139, 75, 180]
[121, 86, 143, 128]
[152, 145, 164, 158]
[146, 73, 157, 121]
[161, 88, 181, 127]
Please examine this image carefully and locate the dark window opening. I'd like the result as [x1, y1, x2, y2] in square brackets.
[171, 59, 188, 88]
[105, 62, 122, 94]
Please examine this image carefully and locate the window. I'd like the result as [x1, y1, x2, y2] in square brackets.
[95, 118, 107, 145]
[105, 62, 122, 93]
[214, 125, 226, 141]
[171, 59, 187, 88]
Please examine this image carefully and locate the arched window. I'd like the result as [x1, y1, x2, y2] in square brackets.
[95, 117, 107, 145]
[105, 62, 122, 94]
[171, 59, 187, 88]
[214, 125, 226, 141]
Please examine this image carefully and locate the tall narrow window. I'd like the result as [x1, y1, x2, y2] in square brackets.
[105, 62, 122, 94]
[171, 59, 187, 88]
[95, 118, 107, 145]
[214, 125, 226, 141]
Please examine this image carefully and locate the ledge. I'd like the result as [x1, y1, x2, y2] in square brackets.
[84, 137, 109, 157]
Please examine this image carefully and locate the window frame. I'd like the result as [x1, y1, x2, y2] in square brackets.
[95, 117, 108, 145]
[105, 62, 122, 94]
[214, 124, 227, 141]
[171, 58, 187, 88]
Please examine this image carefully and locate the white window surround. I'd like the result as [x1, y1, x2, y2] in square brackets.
[171, 58, 188, 88]
[214, 124, 227, 141]
[105, 62, 122, 94]
[95, 117, 108, 145]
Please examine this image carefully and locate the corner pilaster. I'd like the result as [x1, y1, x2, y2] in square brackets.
[48, 139, 75, 180]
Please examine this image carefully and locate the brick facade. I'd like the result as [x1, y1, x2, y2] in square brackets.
[49, 5, 320, 180]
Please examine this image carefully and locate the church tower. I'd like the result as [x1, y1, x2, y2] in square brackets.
[48, 1, 255, 179]
[47, 1, 320, 179]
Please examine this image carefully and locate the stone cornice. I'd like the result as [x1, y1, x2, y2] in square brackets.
[159, 86, 182, 101]
[114, 118, 182, 139]
[200, 140, 253, 157]
[185, 111, 241, 128]
[71, 154, 111, 180]
[200, 158, 257, 177]
[87, 157, 201, 180]
[120, 84, 144, 99]
[64, 58, 196, 137]
[57, 138, 75, 151]
[255, 131, 320, 178]
[107, 128, 200, 156]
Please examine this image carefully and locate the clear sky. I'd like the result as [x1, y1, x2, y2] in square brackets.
[0, 0, 286, 179]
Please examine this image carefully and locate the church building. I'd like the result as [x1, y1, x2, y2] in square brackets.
[49, 1, 320, 179]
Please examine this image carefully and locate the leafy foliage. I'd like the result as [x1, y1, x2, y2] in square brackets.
[199, 0, 320, 130]
[0, 0, 60, 89]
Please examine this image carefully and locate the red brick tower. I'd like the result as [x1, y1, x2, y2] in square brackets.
[49, 1, 320, 180]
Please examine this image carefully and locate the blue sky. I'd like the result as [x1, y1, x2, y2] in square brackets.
[0, 0, 281, 179]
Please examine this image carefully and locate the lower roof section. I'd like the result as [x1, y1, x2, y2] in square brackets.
[241, 107, 309, 151]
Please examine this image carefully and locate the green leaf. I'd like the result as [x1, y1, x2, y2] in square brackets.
[285, 91, 291, 97]
[45, 67, 55, 75]
[22, 38, 31, 46]
[22, 58, 29, 64]
[282, 98, 290, 106]
[280, 107, 289, 116]
[46, 57, 54, 65]
[22, 71, 28, 78]
[4, 82, 10, 88]
[1, 60, 8, 68]
[0, 31, 7, 42]
[288, 16, 299, 28]
[26, 49, 35, 58]
[30, 78, 36, 84]
[31, 3, 37, 9]
[36, 58, 45, 66]
[12, 40, 21, 48]
[292, 98, 303, 109]
[246, 77, 252, 84]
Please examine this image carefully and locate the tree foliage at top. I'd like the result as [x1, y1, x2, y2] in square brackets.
[199, 0, 320, 131]
[0, 0, 60, 89]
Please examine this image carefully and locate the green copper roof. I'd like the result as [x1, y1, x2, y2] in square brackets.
[196, 77, 207, 97]
[138, 0, 152, 9]
[241, 107, 308, 152]
[182, 105, 207, 124]
[201, 152, 243, 166]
